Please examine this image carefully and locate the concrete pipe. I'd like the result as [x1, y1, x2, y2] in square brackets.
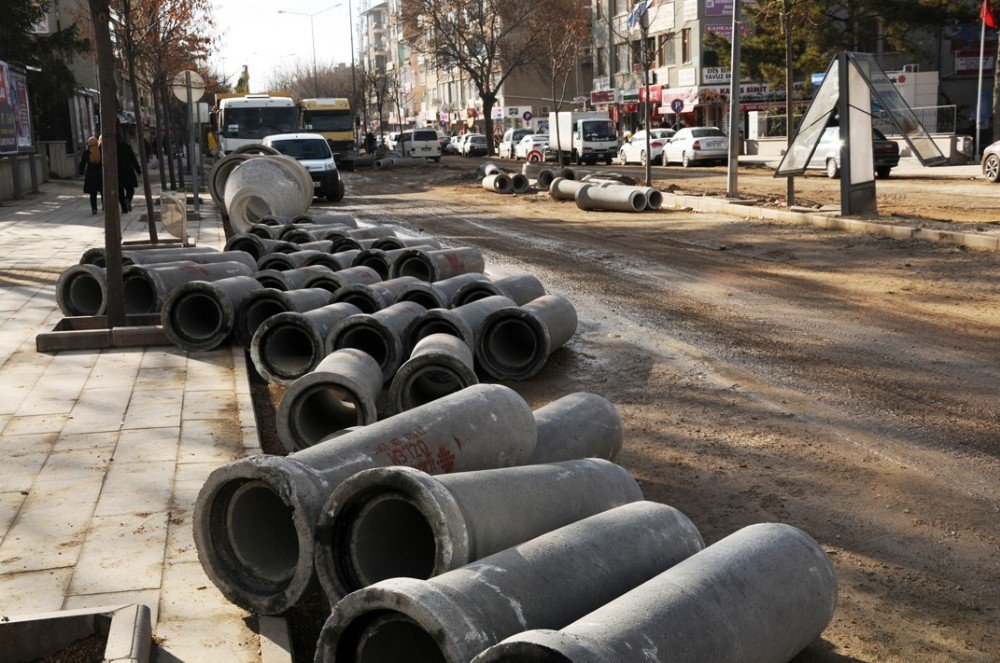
[329, 237, 375, 253]
[314, 501, 703, 663]
[387, 333, 478, 414]
[476, 295, 578, 381]
[354, 155, 375, 169]
[353, 245, 438, 281]
[294, 211, 358, 227]
[640, 186, 663, 210]
[371, 236, 443, 251]
[232, 143, 281, 156]
[103, 246, 216, 265]
[223, 157, 313, 234]
[161, 275, 264, 352]
[280, 226, 324, 244]
[521, 162, 543, 177]
[510, 173, 531, 194]
[301, 265, 382, 294]
[536, 169, 556, 189]
[125, 250, 257, 272]
[531, 393, 624, 463]
[247, 223, 283, 239]
[297, 240, 336, 253]
[193, 383, 537, 615]
[391, 247, 486, 283]
[481, 162, 505, 177]
[407, 295, 516, 350]
[575, 184, 647, 213]
[257, 250, 345, 272]
[56, 264, 108, 316]
[315, 458, 642, 604]
[224, 234, 299, 261]
[234, 287, 334, 349]
[395, 281, 449, 310]
[208, 153, 254, 208]
[333, 276, 427, 313]
[474, 523, 837, 663]
[451, 273, 545, 308]
[431, 273, 490, 305]
[258, 214, 295, 226]
[253, 266, 337, 291]
[250, 302, 363, 385]
[559, 167, 576, 180]
[328, 301, 428, 382]
[482, 174, 513, 194]
[549, 177, 588, 201]
[122, 261, 254, 315]
[275, 349, 384, 454]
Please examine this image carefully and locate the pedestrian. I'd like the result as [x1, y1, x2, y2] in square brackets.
[365, 131, 376, 154]
[79, 136, 103, 215]
[117, 136, 141, 213]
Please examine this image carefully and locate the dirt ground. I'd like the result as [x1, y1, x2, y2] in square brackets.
[330, 158, 999, 662]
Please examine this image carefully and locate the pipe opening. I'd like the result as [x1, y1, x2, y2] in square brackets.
[455, 286, 495, 307]
[413, 319, 461, 343]
[225, 480, 299, 584]
[291, 384, 361, 448]
[67, 273, 104, 315]
[481, 650, 573, 662]
[646, 190, 664, 209]
[261, 325, 316, 378]
[245, 195, 271, 223]
[229, 239, 262, 261]
[348, 496, 436, 585]
[360, 257, 390, 280]
[338, 326, 390, 368]
[395, 257, 433, 282]
[485, 318, 539, 370]
[339, 293, 379, 314]
[354, 614, 447, 663]
[402, 366, 466, 409]
[171, 292, 224, 341]
[304, 277, 340, 294]
[399, 291, 439, 310]
[255, 275, 287, 290]
[242, 299, 285, 342]
[122, 276, 157, 314]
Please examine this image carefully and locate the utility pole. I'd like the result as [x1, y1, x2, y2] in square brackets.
[641, 7, 652, 186]
[783, 0, 795, 206]
[726, 0, 742, 199]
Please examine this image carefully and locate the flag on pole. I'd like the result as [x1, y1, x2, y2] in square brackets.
[981, 0, 998, 29]
[627, 0, 653, 31]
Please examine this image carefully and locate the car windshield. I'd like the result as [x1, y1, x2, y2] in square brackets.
[470, 137, 486, 144]
[691, 128, 726, 138]
[270, 139, 332, 160]
[303, 112, 353, 131]
[223, 106, 297, 139]
[581, 120, 616, 141]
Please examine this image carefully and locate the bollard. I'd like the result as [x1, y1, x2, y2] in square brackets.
[328, 301, 427, 382]
[510, 173, 530, 194]
[407, 295, 515, 350]
[56, 264, 108, 316]
[388, 333, 478, 413]
[275, 349, 384, 453]
[253, 266, 337, 291]
[575, 184, 647, 212]
[224, 234, 299, 261]
[315, 458, 642, 603]
[193, 384, 537, 615]
[251, 302, 362, 385]
[301, 265, 382, 294]
[234, 287, 334, 348]
[531, 393, 623, 463]
[474, 523, 838, 663]
[390, 247, 486, 283]
[476, 295, 578, 380]
[482, 173, 512, 194]
[334, 276, 427, 313]
[161, 276, 264, 352]
[122, 261, 254, 315]
[352, 245, 437, 280]
[549, 176, 589, 201]
[314, 501, 703, 663]
[430, 273, 490, 305]
[451, 274, 546, 308]
[371, 236, 443, 251]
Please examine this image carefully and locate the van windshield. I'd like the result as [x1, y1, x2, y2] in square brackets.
[580, 120, 616, 141]
[303, 111, 353, 132]
[269, 139, 332, 160]
[223, 106, 297, 139]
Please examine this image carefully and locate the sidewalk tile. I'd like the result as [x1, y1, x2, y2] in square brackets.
[94, 460, 174, 517]
[51, 430, 119, 453]
[63, 587, 161, 626]
[0, 568, 75, 616]
[0, 491, 26, 545]
[113, 427, 180, 464]
[163, 508, 197, 565]
[34, 446, 114, 485]
[123, 389, 184, 429]
[177, 419, 243, 465]
[61, 385, 132, 434]
[158, 561, 245, 622]
[182, 390, 236, 421]
[135, 366, 187, 391]
[67, 512, 168, 595]
[155, 616, 258, 663]
[0, 453, 48, 493]
[2, 413, 70, 436]
[171, 462, 220, 510]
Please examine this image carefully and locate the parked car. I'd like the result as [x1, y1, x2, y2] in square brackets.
[458, 133, 483, 156]
[262, 132, 344, 202]
[384, 131, 402, 151]
[465, 134, 488, 157]
[618, 128, 675, 166]
[498, 128, 534, 159]
[396, 128, 442, 161]
[662, 127, 729, 167]
[444, 135, 463, 155]
[437, 131, 449, 152]
[515, 134, 549, 160]
[808, 126, 900, 179]
[983, 139, 1000, 182]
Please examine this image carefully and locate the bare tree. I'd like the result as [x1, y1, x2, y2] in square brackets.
[270, 59, 356, 101]
[359, 64, 393, 143]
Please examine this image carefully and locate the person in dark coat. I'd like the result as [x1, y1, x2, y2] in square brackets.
[365, 131, 376, 154]
[117, 137, 141, 213]
[79, 136, 103, 215]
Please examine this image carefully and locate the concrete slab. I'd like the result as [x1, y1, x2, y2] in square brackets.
[51, 430, 119, 453]
[182, 390, 236, 421]
[60, 385, 133, 434]
[0, 453, 48, 493]
[123, 388, 184, 430]
[68, 513, 169, 595]
[157, 561, 246, 623]
[2, 413, 71, 436]
[155, 616, 259, 663]
[177, 419, 244, 465]
[94, 460, 175, 517]
[63, 588, 161, 628]
[163, 507, 198, 565]
[34, 446, 115, 485]
[0, 491, 26, 546]
[0, 568, 75, 616]
[113, 427, 181, 464]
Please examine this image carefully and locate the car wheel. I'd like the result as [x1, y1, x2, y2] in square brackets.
[433, 157, 441, 163]
[984, 154, 1000, 182]
[876, 166, 892, 179]
[573, 151, 582, 165]
[619, 149, 627, 164]
[682, 152, 691, 168]
[659, 152, 667, 166]
[825, 158, 839, 179]
[604, 155, 613, 165]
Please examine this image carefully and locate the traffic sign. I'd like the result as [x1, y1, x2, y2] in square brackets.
[522, 111, 533, 121]
[172, 70, 205, 103]
[670, 98, 685, 113]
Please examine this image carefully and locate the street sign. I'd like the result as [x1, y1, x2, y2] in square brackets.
[171, 70, 205, 103]
[671, 98, 685, 113]
[573, 95, 588, 104]
[522, 111, 533, 121]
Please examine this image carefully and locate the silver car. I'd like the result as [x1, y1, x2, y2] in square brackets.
[662, 127, 729, 167]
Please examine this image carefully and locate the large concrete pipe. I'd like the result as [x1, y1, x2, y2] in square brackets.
[476, 295, 578, 380]
[253, 266, 337, 291]
[352, 245, 438, 280]
[208, 153, 254, 207]
[407, 295, 516, 350]
[79, 246, 214, 267]
[482, 174, 513, 194]
[549, 176, 588, 201]
[431, 273, 491, 305]
[388, 333, 478, 413]
[314, 501, 704, 663]
[531, 393, 624, 463]
[234, 288, 334, 348]
[474, 523, 837, 663]
[56, 264, 108, 316]
[298, 240, 342, 254]
[328, 301, 427, 382]
[510, 173, 531, 194]
[333, 276, 428, 313]
[275, 349, 384, 453]
[394, 281, 449, 310]
[559, 167, 576, 180]
[280, 226, 327, 244]
[482, 162, 505, 176]
[451, 273, 545, 308]
[575, 184, 647, 212]
[323, 226, 398, 242]
[329, 237, 375, 253]
[122, 261, 255, 315]
[224, 234, 299, 261]
[161, 275, 264, 352]
[372, 236, 443, 251]
[126, 250, 257, 272]
[193, 383, 537, 614]
[391, 247, 486, 283]
[536, 169, 556, 189]
[301, 265, 382, 294]
[223, 157, 313, 234]
[293, 211, 358, 227]
[250, 302, 362, 385]
[315, 458, 642, 604]
[247, 223, 283, 239]
[641, 186, 664, 210]
[257, 250, 349, 272]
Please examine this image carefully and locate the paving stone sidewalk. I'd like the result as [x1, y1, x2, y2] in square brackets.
[0, 181, 269, 661]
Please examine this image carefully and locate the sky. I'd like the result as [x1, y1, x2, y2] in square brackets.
[210, 0, 358, 91]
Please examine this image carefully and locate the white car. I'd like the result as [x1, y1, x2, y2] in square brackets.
[662, 127, 729, 167]
[459, 133, 486, 156]
[262, 132, 344, 202]
[396, 128, 442, 161]
[618, 129, 675, 166]
[384, 131, 402, 151]
[498, 128, 534, 159]
[515, 134, 549, 160]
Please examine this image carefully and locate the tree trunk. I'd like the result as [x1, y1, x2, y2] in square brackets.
[160, 87, 177, 189]
[482, 95, 496, 156]
[151, 81, 168, 190]
[993, 34, 1000, 142]
[122, 0, 158, 243]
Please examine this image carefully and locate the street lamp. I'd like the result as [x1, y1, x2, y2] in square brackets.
[278, 4, 341, 97]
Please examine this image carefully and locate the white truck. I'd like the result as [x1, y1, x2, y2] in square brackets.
[547, 111, 618, 165]
[214, 94, 298, 155]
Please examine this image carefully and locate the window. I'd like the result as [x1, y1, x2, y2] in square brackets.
[681, 28, 691, 63]
[616, 43, 630, 74]
[657, 33, 675, 67]
[597, 47, 606, 76]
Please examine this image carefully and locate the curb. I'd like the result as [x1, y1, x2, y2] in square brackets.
[663, 192, 1000, 252]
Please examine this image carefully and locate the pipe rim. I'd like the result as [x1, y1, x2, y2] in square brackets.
[330, 317, 402, 378]
[406, 311, 472, 349]
[389, 356, 477, 413]
[301, 274, 344, 294]
[276, 371, 377, 453]
[451, 282, 502, 307]
[391, 252, 435, 282]
[236, 290, 289, 348]
[121, 269, 158, 314]
[162, 283, 232, 351]
[397, 283, 447, 310]
[477, 309, 550, 380]
[334, 286, 383, 314]
[473, 632, 595, 663]
[224, 235, 265, 261]
[57, 265, 107, 316]
[251, 314, 324, 384]
[253, 271, 290, 291]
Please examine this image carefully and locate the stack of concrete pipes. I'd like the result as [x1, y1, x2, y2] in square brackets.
[208, 151, 317, 234]
[549, 175, 665, 213]
[373, 151, 434, 170]
[192, 384, 838, 662]
[480, 161, 577, 195]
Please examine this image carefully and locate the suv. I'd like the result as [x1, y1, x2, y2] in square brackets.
[397, 128, 443, 161]
[262, 132, 345, 202]
[499, 128, 534, 159]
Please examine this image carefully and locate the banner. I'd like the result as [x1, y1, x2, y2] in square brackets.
[11, 69, 31, 148]
[0, 61, 18, 154]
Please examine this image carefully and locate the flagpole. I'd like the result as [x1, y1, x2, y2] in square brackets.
[977, 7, 987, 160]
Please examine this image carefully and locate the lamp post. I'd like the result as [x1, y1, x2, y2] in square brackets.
[278, 4, 340, 97]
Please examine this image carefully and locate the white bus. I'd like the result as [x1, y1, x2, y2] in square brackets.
[215, 94, 297, 154]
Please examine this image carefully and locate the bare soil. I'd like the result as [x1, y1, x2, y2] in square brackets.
[323, 157, 999, 663]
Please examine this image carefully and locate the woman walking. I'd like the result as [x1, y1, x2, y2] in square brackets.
[117, 136, 141, 213]
[79, 137, 103, 214]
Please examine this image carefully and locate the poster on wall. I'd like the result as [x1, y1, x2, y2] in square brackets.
[10, 69, 32, 149]
[0, 61, 18, 155]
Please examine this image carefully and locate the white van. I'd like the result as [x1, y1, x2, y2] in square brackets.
[396, 128, 442, 161]
[262, 132, 345, 202]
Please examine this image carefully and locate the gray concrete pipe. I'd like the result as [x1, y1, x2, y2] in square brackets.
[476, 295, 578, 380]
[126, 250, 258, 272]
[406, 295, 516, 350]
[224, 234, 300, 261]
[371, 236, 443, 251]
[298, 240, 336, 253]
[77, 245, 213, 268]
[234, 287, 334, 348]
[250, 302, 363, 385]
[575, 184, 647, 212]
[56, 264, 108, 316]
[293, 211, 358, 227]
[586, 181, 661, 209]
[482, 173, 512, 194]
[300, 265, 383, 294]
[314, 458, 642, 604]
[531, 392, 624, 463]
[314, 501, 704, 663]
[253, 266, 338, 291]
[161, 275, 264, 352]
[208, 152, 254, 207]
[223, 157, 313, 234]
[536, 169, 556, 189]
[333, 276, 430, 313]
[122, 261, 255, 315]
[388, 333, 479, 413]
[275, 349, 384, 453]
[474, 523, 837, 663]
[257, 250, 338, 272]
[329, 237, 375, 253]
[549, 177, 589, 201]
[451, 273, 546, 308]
[394, 281, 449, 310]
[352, 245, 438, 280]
[559, 167, 576, 180]
[248, 223, 283, 239]
[482, 162, 505, 176]
[641, 186, 664, 210]
[193, 383, 537, 615]
[390, 247, 486, 283]
[258, 214, 295, 226]
[323, 226, 398, 242]
[328, 301, 428, 383]
[430, 273, 491, 305]
[510, 173, 531, 194]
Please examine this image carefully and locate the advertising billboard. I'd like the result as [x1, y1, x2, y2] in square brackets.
[0, 61, 18, 154]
